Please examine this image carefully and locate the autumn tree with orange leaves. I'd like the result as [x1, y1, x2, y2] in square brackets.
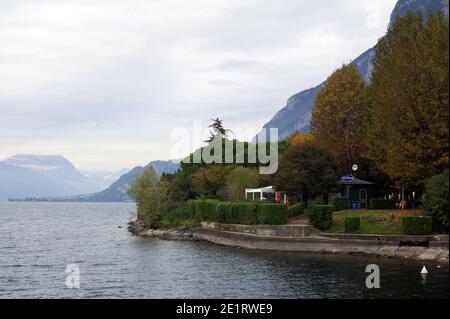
[290, 132, 313, 145]
[311, 64, 367, 175]
[364, 11, 449, 190]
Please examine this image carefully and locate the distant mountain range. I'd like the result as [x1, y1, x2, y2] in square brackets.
[79, 160, 180, 202]
[254, 0, 449, 142]
[0, 155, 113, 200]
[5, 0, 447, 202]
[6, 157, 181, 202]
[83, 168, 131, 188]
[2, 154, 180, 202]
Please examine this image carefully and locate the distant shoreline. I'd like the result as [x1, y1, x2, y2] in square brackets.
[6, 198, 134, 203]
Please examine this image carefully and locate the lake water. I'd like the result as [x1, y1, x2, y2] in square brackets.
[0, 202, 448, 299]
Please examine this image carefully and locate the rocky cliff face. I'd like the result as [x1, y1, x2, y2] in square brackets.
[390, 0, 449, 24]
[254, 0, 448, 142]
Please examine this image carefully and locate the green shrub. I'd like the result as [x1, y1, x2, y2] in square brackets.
[225, 167, 260, 200]
[309, 198, 325, 206]
[187, 200, 200, 220]
[369, 198, 396, 210]
[190, 200, 287, 225]
[162, 204, 194, 225]
[214, 202, 258, 224]
[423, 170, 449, 232]
[236, 202, 259, 225]
[191, 199, 218, 222]
[128, 166, 165, 227]
[332, 197, 351, 212]
[288, 203, 306, 218]
[186, 200, 197, 219]
[344, 217, 361, 233]
[257, 204, 288, 225]
[217, 203, 240, 224]
[402, 216, 433, 235]
[215, 202, 231, 223]
[307, 205, 333, 231]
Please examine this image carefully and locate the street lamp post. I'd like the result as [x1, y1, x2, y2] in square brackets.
[352, 164, 358, 175]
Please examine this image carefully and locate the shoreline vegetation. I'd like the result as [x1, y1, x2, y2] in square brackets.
[128, 10, 449, 263]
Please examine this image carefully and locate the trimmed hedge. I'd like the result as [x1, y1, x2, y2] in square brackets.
[258, 204, 289, 225]
[288, 203, 306, 218]
[369, 198, 396, 210]
[423, 171, 449, 232]
[216, 202, 233, 223]
[344, 217, 361, 233]
[189, 200, 287, 225]
[240, 202, 259, 225]
[188, 199, 218, 222]
[186, 200, 196, 219]
[215, 202, 259, 224]
[163, 205, 192, 224]
[402, 216, 433, 235]
[307, 205, 333, 231]
[332, 197, 351, 212]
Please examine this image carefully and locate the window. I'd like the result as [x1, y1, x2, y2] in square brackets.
[360, 189, 368, 201]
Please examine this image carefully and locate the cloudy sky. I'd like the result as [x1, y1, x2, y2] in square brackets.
[0, 0, 397, 173]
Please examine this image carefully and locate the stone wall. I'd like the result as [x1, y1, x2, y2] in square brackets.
[201, 222, 318, 238]
[194, 227, 449, 263]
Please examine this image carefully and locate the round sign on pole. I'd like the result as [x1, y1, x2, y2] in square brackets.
[352, 164, 358, 172]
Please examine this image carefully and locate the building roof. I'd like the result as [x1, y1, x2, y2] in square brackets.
[338, 178, 376, 186]
[245, 186, 276, 193]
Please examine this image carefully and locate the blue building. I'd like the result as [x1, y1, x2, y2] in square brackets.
[338, 177, 378, 209]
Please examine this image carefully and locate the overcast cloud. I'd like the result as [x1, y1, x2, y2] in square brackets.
[0, 0, 397, 172]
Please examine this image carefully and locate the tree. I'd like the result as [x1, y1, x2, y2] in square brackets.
[311, 64, 367, 174]
[289, 131, 314, 145]
[364, 11, 449, 191]
[190, 165, 234, 199]
[128, 166, 167, 227]
[423, 170, 449, 232]
[271, 142, 338, 205]
[225, 167, 260, 200]
[204, 118, 231, 143]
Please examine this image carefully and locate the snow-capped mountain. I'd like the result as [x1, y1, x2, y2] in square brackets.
[5, 158, 181, 202]
[0, 155, 114, 200]
[4, 154, 86, 179]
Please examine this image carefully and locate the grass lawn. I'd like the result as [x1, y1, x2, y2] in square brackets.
[328, 209, 426, 235]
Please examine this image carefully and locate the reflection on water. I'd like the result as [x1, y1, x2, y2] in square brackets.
[0, 202, 448, 299]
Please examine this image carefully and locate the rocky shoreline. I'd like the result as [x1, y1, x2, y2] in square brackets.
[128, 219, 201, 241]
[194, 227, 449, 263]
[128, 219, 448, 263]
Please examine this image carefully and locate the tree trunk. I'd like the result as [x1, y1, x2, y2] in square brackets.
[302, 189, 309, 207]
[322, 192, 329, 205]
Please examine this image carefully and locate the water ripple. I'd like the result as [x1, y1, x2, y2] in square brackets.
[0, 202, 448, 299]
